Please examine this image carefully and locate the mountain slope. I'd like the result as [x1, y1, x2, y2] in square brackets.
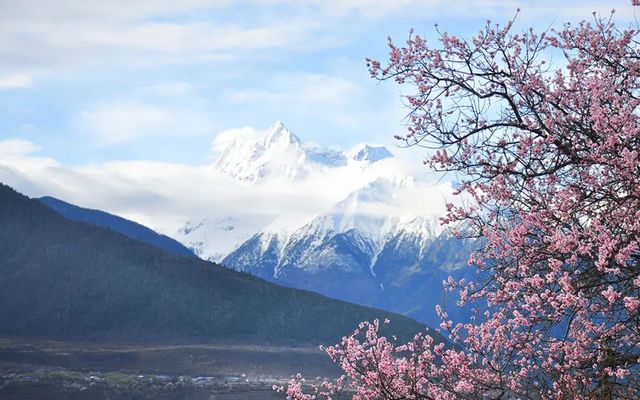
[221, 178, 452, 311]
[224, 223, 479, 328]
[174, 216, 264, 262]
[38, 196, 194, 257]
[373, 232, 480, 326]
[0, 183, 428, 345]
[222, 177, 481, 327]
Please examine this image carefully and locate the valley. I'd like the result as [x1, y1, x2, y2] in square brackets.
[0, 125, 474, 399]
[0, 338, 338, 399]
[0, 182, 431, 399]
[2, 1, 636, 396]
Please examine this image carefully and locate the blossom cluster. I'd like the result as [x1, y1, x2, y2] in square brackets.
[284, 7, 640, 400]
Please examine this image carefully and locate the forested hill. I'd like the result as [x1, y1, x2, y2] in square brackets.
[0, 183, 427, 345]
[38, 196, 194, 257]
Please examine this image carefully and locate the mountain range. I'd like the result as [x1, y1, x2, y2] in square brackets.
[177, 122, 481, 327]
[176, 121, 447, 261]
[28, 121, 480, 329]
[0, 183, 428, 345]
[173, 121, 403, 262]
[222, 209, 478, 327]
[200, 122, 479, 326]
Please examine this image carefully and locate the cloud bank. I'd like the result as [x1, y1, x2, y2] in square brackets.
[0, 124, 453, 247]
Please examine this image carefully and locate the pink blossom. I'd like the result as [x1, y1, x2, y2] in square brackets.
[285, 8, 640, 399]
[624, 296, 640, 312]
[601, 286, 621, 305]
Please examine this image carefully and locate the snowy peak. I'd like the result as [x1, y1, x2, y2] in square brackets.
[212, 122, 399, 182]
[262, 121, 302, 149]
[284, 176, 429, 262]
[212, 121, 306, 182]
[352, 145, 393, 163]
[213, 121, 346, 182]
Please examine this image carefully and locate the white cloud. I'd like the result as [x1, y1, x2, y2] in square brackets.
[77, 101, 217, 145]
[0, 124, 451, 240]
[311, 0, 638, 20]
[225, 73, 359, 107]
[0, 139, 39, 156]
[0, 139, 59, 173]
[0, 0, 636, 76]
[211, 126, 262, 154]
[0, 1, 331, 73]
[0, 73, 32, 89]
[0, 139, 61, 197]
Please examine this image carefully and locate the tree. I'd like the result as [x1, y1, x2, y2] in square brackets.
[279, 5, 640, 400]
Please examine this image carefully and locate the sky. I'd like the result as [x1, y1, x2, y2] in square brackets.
[0, 0, 638, 237]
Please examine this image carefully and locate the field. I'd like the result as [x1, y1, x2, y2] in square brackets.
[0, 338, 341, 399]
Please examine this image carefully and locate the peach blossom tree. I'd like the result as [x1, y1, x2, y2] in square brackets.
[280, 7, 640, 400]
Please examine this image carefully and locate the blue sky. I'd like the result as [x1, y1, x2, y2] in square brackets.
[2, 0, 637, 167]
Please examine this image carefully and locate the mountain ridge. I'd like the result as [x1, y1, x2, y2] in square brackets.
[212, 121, 391, 183]
[0, 183, 430, 345]
[38, 196, 194, 257]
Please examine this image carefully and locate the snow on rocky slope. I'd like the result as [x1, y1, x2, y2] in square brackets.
[174, 121, 477, 326]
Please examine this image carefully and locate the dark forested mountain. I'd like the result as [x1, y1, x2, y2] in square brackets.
[38, 196, 194, 257]
[0, 183, 427, 345]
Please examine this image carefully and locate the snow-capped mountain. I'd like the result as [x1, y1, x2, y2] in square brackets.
[213, 121, 347, 182]
[221, 177, 449, 308]
[173, 216, 265, 262]
[222, 176, 440, 273]
[173, 120, 478, 326]
[222, 202, 477, 327]
[177, 121, 403, 261]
